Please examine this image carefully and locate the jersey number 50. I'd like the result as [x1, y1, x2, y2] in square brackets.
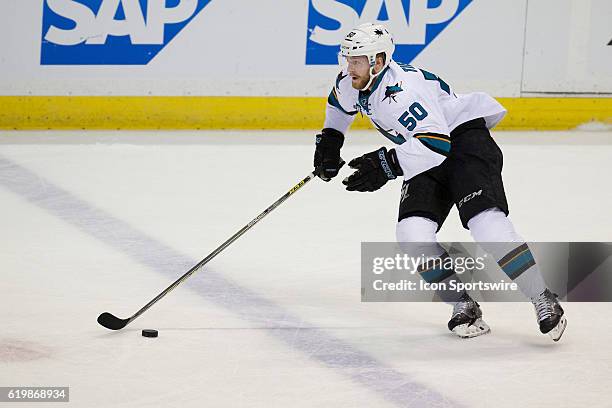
[398, 102, 428, 131]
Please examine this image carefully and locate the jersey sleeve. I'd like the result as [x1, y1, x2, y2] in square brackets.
[323, 71, 357, 134]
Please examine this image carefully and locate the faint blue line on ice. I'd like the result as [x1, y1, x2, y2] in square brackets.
[0, 154, 461, 408]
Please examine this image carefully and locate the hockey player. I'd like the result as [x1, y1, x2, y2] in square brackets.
[313, 23, 567, 341]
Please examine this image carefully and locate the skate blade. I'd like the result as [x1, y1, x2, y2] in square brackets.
[451, 318, 491, 339]
[548, 316, 567, 342]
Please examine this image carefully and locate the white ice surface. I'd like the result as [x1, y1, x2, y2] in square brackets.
[1, 130, 611, 408]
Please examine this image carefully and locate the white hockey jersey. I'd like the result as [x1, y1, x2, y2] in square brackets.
[324, 60, 507, 181]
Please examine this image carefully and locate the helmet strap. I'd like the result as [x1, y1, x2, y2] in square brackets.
[358, 54, 389, 91]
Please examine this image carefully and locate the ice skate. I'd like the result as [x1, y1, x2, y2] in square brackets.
[448, 293, 490, 338]
[532, 289, 567, 342]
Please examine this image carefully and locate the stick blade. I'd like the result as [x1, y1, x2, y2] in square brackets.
[97, 312, 129, 330]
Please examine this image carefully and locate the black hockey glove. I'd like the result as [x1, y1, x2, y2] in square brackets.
[342, 147, 403, 192]
[314, 128, 345, 181]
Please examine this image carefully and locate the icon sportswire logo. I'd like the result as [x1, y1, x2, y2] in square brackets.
[306, 0, 472, 65]
[41, 0, 211, 65]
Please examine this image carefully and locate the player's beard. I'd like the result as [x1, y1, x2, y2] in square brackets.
[351, 74, 370, 90]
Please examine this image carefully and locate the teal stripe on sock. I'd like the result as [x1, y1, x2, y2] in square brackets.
[501, 250, 535, 279]
[420, 267, 455, 284]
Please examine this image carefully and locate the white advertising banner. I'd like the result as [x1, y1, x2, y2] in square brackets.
[0, 0, 609, 97]
[522, 0, 612, 94]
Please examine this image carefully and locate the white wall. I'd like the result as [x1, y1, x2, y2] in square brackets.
[0, 0, 610, 97]
[522, 0, 612, 94]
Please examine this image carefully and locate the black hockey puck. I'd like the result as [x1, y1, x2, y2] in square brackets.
[142, 329, 158, 338]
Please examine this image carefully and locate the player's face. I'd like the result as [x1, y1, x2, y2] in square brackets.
[345, 56, 371, 89]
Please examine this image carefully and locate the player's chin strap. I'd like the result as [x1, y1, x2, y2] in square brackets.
[358, 63, 387, 91]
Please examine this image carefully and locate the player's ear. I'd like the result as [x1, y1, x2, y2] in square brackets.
[376, 52, 386, 69]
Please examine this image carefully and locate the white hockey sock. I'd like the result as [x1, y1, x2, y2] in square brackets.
[397, 217, 466, 303]
[468, 208, 546, 299]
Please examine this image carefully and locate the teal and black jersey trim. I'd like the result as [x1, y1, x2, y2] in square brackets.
[328, 88, 357, 116]
[335, 72, 348, 89]
[397, 62, 418, 72]
[372, 119, 406, 145]
[414, 133, 451, 156]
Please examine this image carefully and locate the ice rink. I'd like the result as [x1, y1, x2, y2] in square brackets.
[2, 129, 612, 407]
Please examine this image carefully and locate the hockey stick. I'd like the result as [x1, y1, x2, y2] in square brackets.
[98, 171, 317, 330]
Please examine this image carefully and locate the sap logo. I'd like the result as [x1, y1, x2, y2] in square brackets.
[306, 0, 472, 65]
[41, 0, 211, 65]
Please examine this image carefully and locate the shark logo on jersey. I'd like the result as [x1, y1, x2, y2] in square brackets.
[306, 0, 472, 65]
[382, 82, 403, 103]
[41, 0, 211, 65]
[372, 119, 406, 144]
